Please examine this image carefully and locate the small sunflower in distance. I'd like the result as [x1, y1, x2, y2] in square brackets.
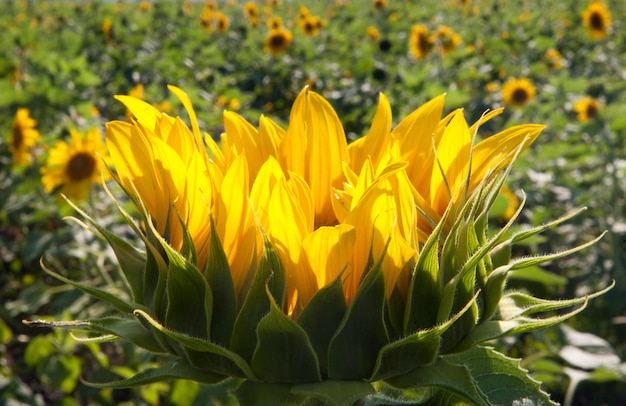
[264, 27, 293, 55]
[409, 25, 434, 60]
[41, 128, 110, 200]
[502, 77, 536, 107]
[434, 25, 461, 55]
[9, 108, 40, 167]
[574, 96, 600, 122]
[582, 1, 611, 39]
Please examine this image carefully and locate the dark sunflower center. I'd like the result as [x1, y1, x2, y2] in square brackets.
[270, 34, 286, 48]
[418, 34, 432, 53]
[586, 103, 598, 119]
[66, 152, 97, 181]
[590, 12, 605, 30]
[511, 88, 529, 104]
[11, 125, 24, 149]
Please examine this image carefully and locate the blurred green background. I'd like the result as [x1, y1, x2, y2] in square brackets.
[1, 0, 625, 404]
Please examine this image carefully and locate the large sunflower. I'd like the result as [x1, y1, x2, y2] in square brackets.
[409, 25, 433, 60]
[264, 28, 293, 55]
[502, 77, 536, 107]
[9, 108, 40, 167]
[41, 128, 110, 200]
[582, 1, 611, 39]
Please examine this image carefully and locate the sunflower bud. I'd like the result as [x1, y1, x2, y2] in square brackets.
[26, 87, 612, 405]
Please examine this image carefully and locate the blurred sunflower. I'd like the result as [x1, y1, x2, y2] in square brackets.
[545, 48, 564, 69]
[434, 25, 461, 55]
[582, 1, 611, 39]
[409, 25, 433, 60]
[102, 17, 113, 43]
[41, 128, 110, 200]
[373, 0, 387, 9]
[367, 26, 380, 40]
[264, 28, 293, 55]
[243, 2, 259, 26]
[266, 16, 282, 29]
[215, 11, 229, 33]
[574, 96, 600, 122]
[502, 77, 536, 107]
[9, 108, 40, 167]
[299, 15, 322, 36]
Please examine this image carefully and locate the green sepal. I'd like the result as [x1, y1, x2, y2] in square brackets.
[442, 346, 558, 406]
[482, 231, 606, 322]
[85, 317, 165, 353]
[452, 281, 615, 353]
[65, 214, 146, 305]
[233, 381, 305, 406]
[251, 285, 321, 383]
[385, 354, 490, 405]
[134, 309, 256, 379]
[370, 291, 479, 381]
[297, 276, 347, 378]
[40, 257, 134, 314]
[327, 251, 389, 380]
[204, 216, 237, 347]
[404, 207, 446, 333]
[83, 359, 227, 388]
[231, 235, 286, 363]
[161, 244, 212, 340]
[291, 380, 375, 406]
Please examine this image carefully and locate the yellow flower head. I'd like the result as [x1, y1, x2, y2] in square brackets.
[367, 25, 380, 40]
[244, 1, 259, 20]
[9, 108, 40, 167]
[104, 86, 543, 314]
[502, 77, 536, 107]
[434, 25, 462, 55]
[574, 96, 600, 122]
[102, 17, 113, 43]
[264, 28, 293, 55]
[41, 128, 111, 200]
[373, 0, 387, 9]
[545, 48, 564, 69]
[582, 1, 611, 39]
[299, 15, 322, 36]
[266, 16, 283, 30]
[409, 25, 434, 60]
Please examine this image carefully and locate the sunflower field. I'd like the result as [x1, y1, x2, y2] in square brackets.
[1, 0, 626, 405]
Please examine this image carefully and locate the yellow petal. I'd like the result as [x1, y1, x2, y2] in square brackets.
[303, 224, 356, 290]
[349, 93, 392, 172]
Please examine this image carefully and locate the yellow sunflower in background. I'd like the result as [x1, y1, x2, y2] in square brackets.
[367, 25, 380, 40]
[41, 128, 111, 200]
[9, 108, 41, 167]
[266, 16, 282, 30]
[243, 2, 260, 27]
[299, 15, 322, 37]
[574, 96, 600, 122]
[373, 0, 387, 9]
[582, 1, 611, 39]
[502, 77, 536, 107]
[264, 28, 293, 55]
[409, 25, 433, 60]
[434, 25, 462, 55]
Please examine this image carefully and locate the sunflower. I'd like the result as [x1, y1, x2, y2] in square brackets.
[367, 26, 380, 40]
[41, 128, 110, 200]
[266, 16, 282, 30]
[502, 77, 536, 107]
[373, 0, 387, 9]
[9, 108, 40, 167]
[102, 17, 113, 43]
[582, 1, 611, 39]
[409, 25, 433, 60]
[434, 25, 462, 55]
[574, 96, 600, 122]
[545, 48, 564, 69]
[264, 28, 293, 55]
[215, 11, 229, 33]
[299, 15, 322, 36]
[243, 2, 259, 26]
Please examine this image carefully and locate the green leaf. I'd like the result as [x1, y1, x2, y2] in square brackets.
[40, 258, 134, 314]
[87, 317, 165, 353]
[84, 360, 227, 388]
[204, 216, 237, 348]
[385, 355, 490, 405]
[134, 309, 256, 379]
[327, 254, 388, 380]
[231, 236, 286, 363]
[297, 276, 347, 378]
[443, 347, 558, 406]
[370, 292, 479, 381]
[251, 287, 321, 383]
[233, 381, 305, 406]
[292, 380, 375, 406]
